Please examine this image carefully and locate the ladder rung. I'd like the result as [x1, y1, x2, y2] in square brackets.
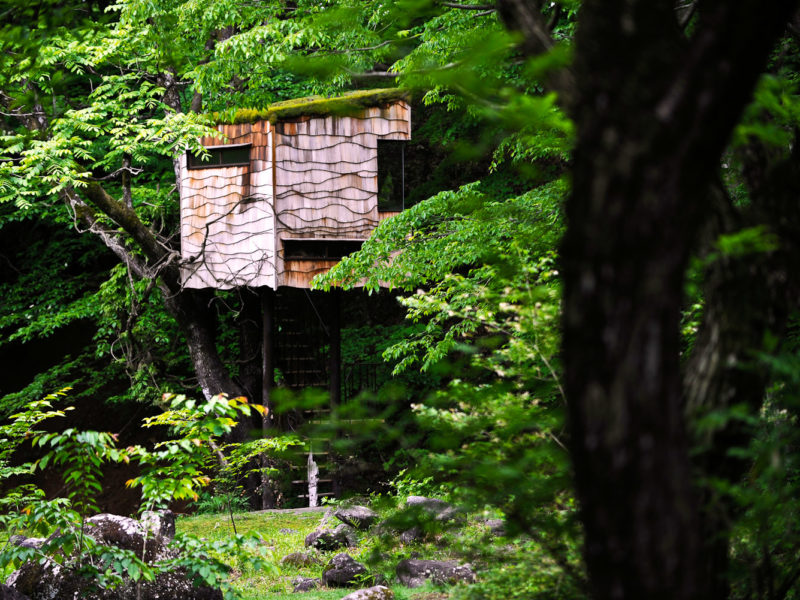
[291, 479, 333, 484]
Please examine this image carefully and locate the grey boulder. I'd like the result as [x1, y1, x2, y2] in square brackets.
[84, 513, 161, 561]
[405, 496, 461, 523]
[340, 585, 394, 600]
[322, 553, 369, 587]
[7, 558, 222, 600]
[304, 523, 358, 551]
[484, 518, 506, 537]
[7, 537, 44, 551]
[6, 512, 222, 600]
[141, 509, 176, 540]
[396, 559, 476, 588]
[334, 506, 379, 531]
[291, 577, 321, 593]
[281, 552, 322, 567]
[0, 584, 30, 600]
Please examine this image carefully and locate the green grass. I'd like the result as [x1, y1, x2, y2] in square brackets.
[177, 508, 435, 600]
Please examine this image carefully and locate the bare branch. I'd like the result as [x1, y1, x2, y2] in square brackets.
[441, 2, 495, 9]
[547, 3, 562, 31]
[323, 39, 394, 55]
[349, 70, 400, 79]
[497, 0, 552, 52]
[81, 181, 181, 290]
[121, 153, 133, 208]
[677, 1, 697, 29]
[67, 191, 151, 280]
[89, 165, 144, 182]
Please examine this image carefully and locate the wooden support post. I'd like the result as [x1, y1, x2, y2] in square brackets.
[328, 289, 342, 500]
[307, 448, 319, 508]
[260, 286, 275, 509]
[329, 289, 341, 407]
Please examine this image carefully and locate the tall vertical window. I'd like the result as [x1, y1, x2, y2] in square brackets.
[377, 140, 406, 212]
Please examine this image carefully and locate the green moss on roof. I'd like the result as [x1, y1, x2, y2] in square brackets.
[217, 88, 410, 124]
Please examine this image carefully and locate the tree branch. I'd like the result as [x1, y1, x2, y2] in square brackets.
[67, 191, 151, 280]
[121, 153, 133, 208]
[349, 70, 399, 79]
[496, 0, 576, 104]
[677, 1, 697, 29]
[81, 181, 180, 288]
[322, 39, 394, 55]
[441, 2, 495, 9]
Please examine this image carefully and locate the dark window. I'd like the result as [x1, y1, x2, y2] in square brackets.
[186, 144, 251, 169]
[283, 239, 364, 260]
[377, 140, 406, 212]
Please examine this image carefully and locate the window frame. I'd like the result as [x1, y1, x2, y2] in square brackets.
[186, 143, 252, 170]
[376, 139, 406, 213]
[282, 238, 365, 261]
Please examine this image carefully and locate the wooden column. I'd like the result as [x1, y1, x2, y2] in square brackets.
[328, 289, 341, 407]
[260, 286, 275, 509]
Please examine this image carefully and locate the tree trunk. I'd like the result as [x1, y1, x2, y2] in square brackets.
[682, 148, 800, 599]
[562, 2, 798, 598]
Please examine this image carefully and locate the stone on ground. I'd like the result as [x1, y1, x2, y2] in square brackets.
[405, 496, 461, 523]
[291, 577, 321, 593]
[484, 518, 506, 537]
[281, 552, 322, 567]
[334, 506, 379, 531]
[0, 584, 30, 600]
[396, 558, 476, 588]
[340, 585, 394, 600]
[304, 523, 357, 551]
[6, 512, 222, 600]
[322, 553, 369, 587]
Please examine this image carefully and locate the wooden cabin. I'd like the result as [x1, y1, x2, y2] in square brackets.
[179, 89, 411, 290]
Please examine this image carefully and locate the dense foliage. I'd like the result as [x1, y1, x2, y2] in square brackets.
[3, 1, 800, 599]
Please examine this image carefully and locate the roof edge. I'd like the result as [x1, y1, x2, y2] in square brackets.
[214, 88, 410, 125]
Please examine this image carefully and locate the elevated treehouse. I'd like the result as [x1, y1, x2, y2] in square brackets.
[179, 88, 411, 291]
[179, 88, 410, 414]
[179, 89, 411, 505]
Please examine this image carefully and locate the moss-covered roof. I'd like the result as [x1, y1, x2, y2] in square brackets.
[216, 88, 410, 124]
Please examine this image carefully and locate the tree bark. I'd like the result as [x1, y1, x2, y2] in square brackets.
[561, 1, 798, 598]
[682, 141, 800, 598]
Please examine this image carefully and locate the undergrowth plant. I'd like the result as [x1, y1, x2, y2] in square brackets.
[0, 391, 278, 599]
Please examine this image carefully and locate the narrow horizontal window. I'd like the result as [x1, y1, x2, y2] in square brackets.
[283, 239, 364, 260]
[187, 143, 251, 169]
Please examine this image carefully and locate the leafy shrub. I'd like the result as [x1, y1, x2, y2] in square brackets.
[194, 491, 250, 515]
[0, 391, 277, 599]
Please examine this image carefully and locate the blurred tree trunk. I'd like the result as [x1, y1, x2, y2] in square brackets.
[557, 1, 799, 598]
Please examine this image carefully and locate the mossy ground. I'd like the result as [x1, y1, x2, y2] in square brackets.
[178, 507, 444, 600]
